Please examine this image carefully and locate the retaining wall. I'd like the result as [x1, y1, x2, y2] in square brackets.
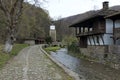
[80, 45, 120, 69]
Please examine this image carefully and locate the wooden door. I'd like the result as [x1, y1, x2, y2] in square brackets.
[79, 36, 87, 48]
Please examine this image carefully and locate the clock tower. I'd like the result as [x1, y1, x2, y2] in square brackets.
[49, 24, 56, 41]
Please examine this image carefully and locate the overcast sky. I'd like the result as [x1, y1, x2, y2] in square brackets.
[42, 0, 120, 19]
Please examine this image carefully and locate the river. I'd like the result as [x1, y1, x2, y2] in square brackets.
[50, 48, 120, 80]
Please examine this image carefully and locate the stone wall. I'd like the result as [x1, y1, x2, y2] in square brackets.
[80, 45, 120, 69]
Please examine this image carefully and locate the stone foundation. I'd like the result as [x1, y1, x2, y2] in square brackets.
[80, 45, 120, 69]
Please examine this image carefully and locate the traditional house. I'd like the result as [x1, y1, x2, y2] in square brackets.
[65, 2, 120, 69]
[69, 2, 120, 48]
[105, 12, 120, 45]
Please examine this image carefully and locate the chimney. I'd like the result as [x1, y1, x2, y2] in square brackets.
[103, 1, 109, 10]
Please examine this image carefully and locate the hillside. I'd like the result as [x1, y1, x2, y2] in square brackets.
[0, 2, 51, 43]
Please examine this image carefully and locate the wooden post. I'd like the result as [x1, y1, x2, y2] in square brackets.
[75, 27, 77, 35]
[83, 27, 85, 32]
[88, 27, 90, 32]
[113, 20, 116, 45]
[79, 27, 81, 34]
[97, 35, 100, 45]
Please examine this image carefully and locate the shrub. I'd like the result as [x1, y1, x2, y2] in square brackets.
[67, 41, 80, 53]
[45, 36, 52, 44]
[62, 36, 80, 53]
[44, 46, 60, 52]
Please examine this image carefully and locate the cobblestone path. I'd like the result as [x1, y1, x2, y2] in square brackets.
[0, 45, 73, 80]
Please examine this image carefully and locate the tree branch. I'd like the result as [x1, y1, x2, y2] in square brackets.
[0, 0, 10, 17]
[0, 0, 11, 26]
[10, 0, 19, 16]
[14, 0, 23, 25]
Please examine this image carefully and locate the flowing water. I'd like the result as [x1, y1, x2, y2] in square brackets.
[50, 48, 120, 80]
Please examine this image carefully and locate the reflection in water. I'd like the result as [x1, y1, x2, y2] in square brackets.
[50, 48, 120, 80]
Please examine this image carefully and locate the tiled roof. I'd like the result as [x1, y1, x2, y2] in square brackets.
[57, 6, 120, 27]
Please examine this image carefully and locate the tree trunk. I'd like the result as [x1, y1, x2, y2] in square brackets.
[4, 35, 15, 53]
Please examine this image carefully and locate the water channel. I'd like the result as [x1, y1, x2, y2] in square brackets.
[50, 48, 120, 80]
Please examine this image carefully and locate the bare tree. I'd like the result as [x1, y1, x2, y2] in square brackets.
[0, 0, 46, 53]
[0, 0, 24, 53]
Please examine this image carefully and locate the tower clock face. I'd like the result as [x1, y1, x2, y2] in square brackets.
[50, 25, 55, 30]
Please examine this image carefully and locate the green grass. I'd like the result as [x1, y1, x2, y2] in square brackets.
[0, 44, 28, 69]
[44, 46, 61, 52]
[10, 44, 29, 56]
[0, 53, 10, 69]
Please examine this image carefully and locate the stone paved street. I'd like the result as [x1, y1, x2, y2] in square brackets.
[0, 45, 73, 80]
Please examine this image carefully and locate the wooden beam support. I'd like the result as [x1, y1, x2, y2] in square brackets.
[97, 35, 100, 45]
[79, 27, 81, 34]
[83, 27, 85, 32]
[100, 35, 104, 45]
[88, 36, 91, 45]
[88, 27, 90, 32]
[75, 27, 77, 35]
[92, 36, 96, 46]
